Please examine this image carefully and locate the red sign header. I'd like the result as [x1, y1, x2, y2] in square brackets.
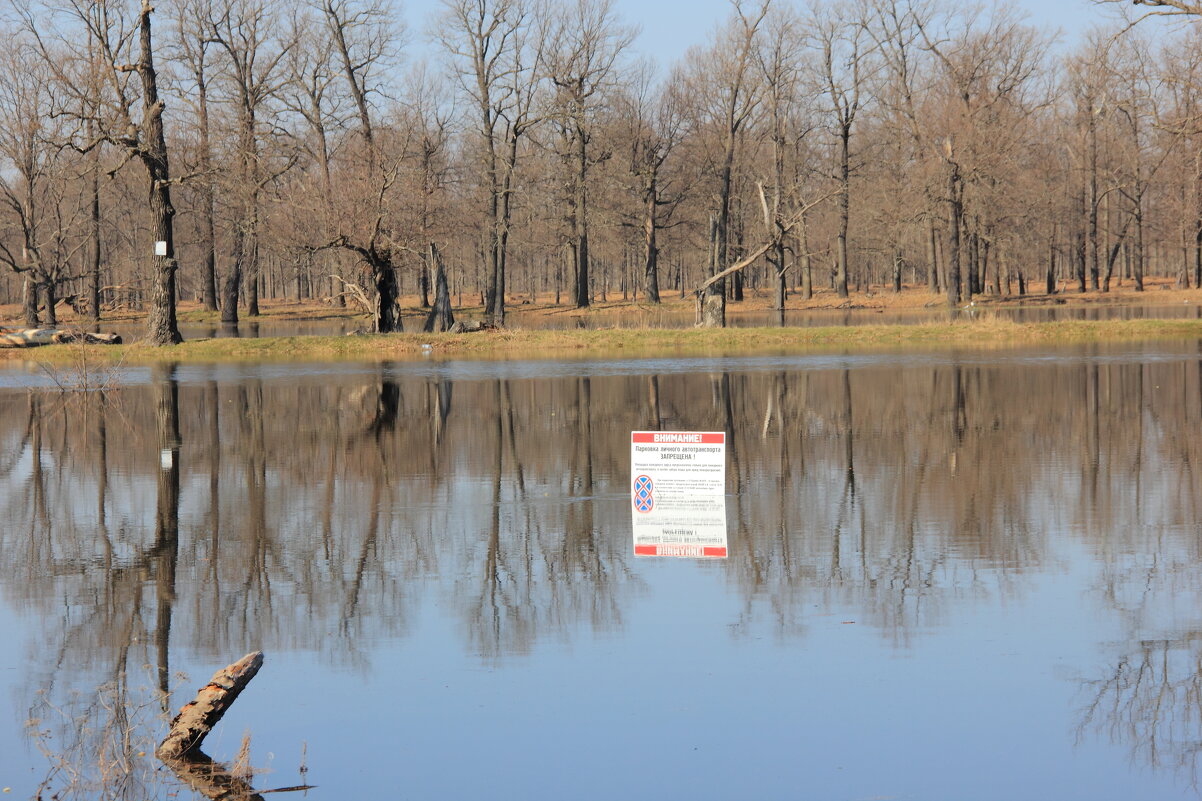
[631, 431, 725, 444]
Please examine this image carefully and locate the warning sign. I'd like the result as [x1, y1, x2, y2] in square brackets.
[630, 431, 726, 497]
[630, 431, 727, 558]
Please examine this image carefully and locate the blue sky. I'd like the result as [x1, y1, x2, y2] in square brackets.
[403, 0, 1110, 67]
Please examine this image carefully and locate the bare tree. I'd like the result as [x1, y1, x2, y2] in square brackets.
[618, 61, 688, 304]
[543, 0, 634, 309]
[917, 4, 1051, 305]
[20, 0, 184, 344]
[404, 65, 454, 308]
[0, 40, 68, 327]
[688, 0, 769, 327]
[870, 0, 943, 295]
[281, 4, 345, 304]
[812, 0, 874, 301]
[756, 3, 814, 318]
[438, 0, 541, 326]
[207, 0, 294, 321]
[319, 0, 404, 163]
[170, 0, 220, 312]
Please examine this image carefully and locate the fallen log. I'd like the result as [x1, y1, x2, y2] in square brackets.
[157, 651, 264, 760]
[0, 328, 122, 348]
[157, 652, 316, 800]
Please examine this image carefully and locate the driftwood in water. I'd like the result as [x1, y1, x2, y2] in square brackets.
[157, 651, 315, 800]
[157, 651, 264, 760]
[160, 748, 265, 801]
[423, 242, 455, 333]
[0, 328, 122, 348]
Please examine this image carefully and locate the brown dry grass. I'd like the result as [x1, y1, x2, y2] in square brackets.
[4, 279, 1202, 365]
[3, 315, 1202, 366]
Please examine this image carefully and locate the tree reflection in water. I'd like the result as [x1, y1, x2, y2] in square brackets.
[4, 352, 1202, 789]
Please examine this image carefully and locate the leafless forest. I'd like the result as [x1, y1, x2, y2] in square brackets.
[1, 0, 1199, 337]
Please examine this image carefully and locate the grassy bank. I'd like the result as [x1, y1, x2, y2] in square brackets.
[4, 316, 1202, 366]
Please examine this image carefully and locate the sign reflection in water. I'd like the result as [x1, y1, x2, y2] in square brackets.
[3, 348, 1202, 797]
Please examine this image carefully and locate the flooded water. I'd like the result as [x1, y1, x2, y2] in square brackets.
[89, 300, 1202, 341]
[3, 344, 1202, 799]
[509, 300, 1202, 331]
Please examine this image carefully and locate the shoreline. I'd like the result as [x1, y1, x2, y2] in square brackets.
[4, 316, 1202, 365]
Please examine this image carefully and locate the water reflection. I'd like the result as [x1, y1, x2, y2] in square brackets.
[5, 347, 1202, 795]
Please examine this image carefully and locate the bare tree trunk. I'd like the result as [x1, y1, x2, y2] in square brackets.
[245, 223, 260, 316]
[987, 238, 999, 295]
[1088, 108, 1100, 291]
[643, 176, 660, 303]
[424, 243, 455, 333]
[800, 223, 812, 300]
[22, 277, 38, 327]
[147, 181, 181, 344]
[773, 238, 787, 312]
[199, 76, 218, 312]
[1194, 224, 1202, 291]
[945, 160, 962, 308]
[1134, 195, 1145, 291]
[573, 130, 590, 308]
[221, 227, 243, 324]
[926, 219, 939, 294]
[42, 281, 57, 327]
[703, 130, 736, 328]
[483, 194, 501, 321]
[1195, 151, 1202, 289]
[836, 126, 850, 298]
[967, 230, 978, 298]
[372, 247, 400, 333]
[1046, 229, 1057, 295]
[89, 130, 103, 320]
[699, 215, 725, 327]
[731, 214, 744, 302]
[1075, 192, 1087, 293]
[138, 1, 182, 346]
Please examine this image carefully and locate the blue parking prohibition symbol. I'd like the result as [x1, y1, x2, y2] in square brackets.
[633, 475, 655, 513]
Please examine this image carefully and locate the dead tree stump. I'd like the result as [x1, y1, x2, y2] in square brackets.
[157, 651, 264, 760]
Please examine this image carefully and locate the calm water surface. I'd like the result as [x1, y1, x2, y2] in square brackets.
[3, 344, 1202, 799]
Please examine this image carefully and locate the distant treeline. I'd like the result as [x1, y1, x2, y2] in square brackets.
[0, 0, 1196, 334]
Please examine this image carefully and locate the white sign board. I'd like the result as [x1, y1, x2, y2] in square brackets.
[630, 431, 728, 558]
[154, 240, 168, 256]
